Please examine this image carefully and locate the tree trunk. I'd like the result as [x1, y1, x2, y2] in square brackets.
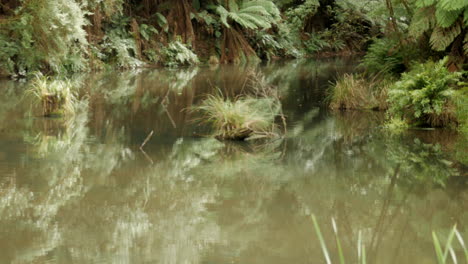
[167, 0, 195, 46]
[220, 27, 257, 64]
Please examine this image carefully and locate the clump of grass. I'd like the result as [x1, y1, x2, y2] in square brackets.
[194, 93, 282, 140]
[26, 73, 77, 117]
[328, 74, 390, 111]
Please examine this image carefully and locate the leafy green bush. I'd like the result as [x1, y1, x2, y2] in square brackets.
[0, 0, 89, 76]
[100, 16, 143, 69]
[387, 58, 462, 127]
[161, 41, 199, 67]
[284, 0, 319, 34]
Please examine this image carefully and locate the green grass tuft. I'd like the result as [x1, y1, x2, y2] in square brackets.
[194, 92, 282, 140]
[328, 74, 390, 111]
[26, 73, 78, 117]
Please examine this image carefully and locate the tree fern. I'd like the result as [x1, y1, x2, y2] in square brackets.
[435, 8, 463, 28]
[409, 7, 436, 38]
[215, 0, 280, 30]
[0, 0, 89, 75]
[430, 23, 462, 51]
[464, 8, 468, 25]
[415, 0, 436, 8]
[284, 0, 320, 33]
[464, 33, 468, 54]
[412, 0, 467, 55]
[438, 0, 468, 11]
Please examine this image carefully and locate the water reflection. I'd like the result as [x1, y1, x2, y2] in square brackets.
[0, 59, 466, 264]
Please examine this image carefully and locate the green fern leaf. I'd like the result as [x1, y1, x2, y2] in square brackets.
[430, 23, 462, 50]
[229, 0, 239, 12]
[435, 8, 463, 27]
[464, 8, 468, 26]
[242, 0, 281, 20]
[464, 33, 468, 55]
[438, 0, 468, 11]
[215, 0, 280, 30]
[241, 6, 271, 17]
[415, 0, 437, 8]
[238, 13, 271, 29]
[409, 7, 436, 38]
[216, 6, 231, 28]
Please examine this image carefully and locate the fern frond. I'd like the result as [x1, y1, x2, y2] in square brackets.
[435, 8, 463, 27]
[438, 0, 468, 12]
[241, 6, 271, 18]
[238, 13, 271, 29]
[242, 0, 281, 20]
[409, 7, 436, 38]
[464, 33, 468, 55]
[215, 0, 280, 30]
[430, 23, 462, 50]
[216, 5, 231, 28]
[464, 8, 468, 26]
[229, 0, 239, 12]
[415, 0, 437, 8]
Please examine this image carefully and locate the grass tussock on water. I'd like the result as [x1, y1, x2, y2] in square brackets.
[26, 73, 78, 117]
[328, 74, 389, 111]
[194, 93, 282, 140]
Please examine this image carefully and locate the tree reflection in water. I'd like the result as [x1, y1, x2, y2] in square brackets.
[0, 60, 466, 264]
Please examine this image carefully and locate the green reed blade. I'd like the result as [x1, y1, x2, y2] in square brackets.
[433, 231, 445, 264]
[332, 218, 345, 264]
[312, 214, 332, 264]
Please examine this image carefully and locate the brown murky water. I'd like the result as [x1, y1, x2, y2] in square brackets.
[0, 59, 467, 264]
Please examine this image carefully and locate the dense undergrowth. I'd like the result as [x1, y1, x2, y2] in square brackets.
[329, 57, 467, 132]
[0, 0, 386, 77]
[0, 0, 466, 77]
[325, 0, 468, 132]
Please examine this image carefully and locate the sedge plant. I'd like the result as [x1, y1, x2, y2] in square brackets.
[328, 73, 390, 111]
[193, 91, 282, 140]
[26, 73, 78, 117]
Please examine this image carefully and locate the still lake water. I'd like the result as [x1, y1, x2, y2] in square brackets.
[0, 58, 467, 264]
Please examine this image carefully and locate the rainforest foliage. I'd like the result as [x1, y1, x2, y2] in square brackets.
[1, 0, 466, 77]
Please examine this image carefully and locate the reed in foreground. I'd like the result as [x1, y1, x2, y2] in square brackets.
[433, 225, 468, 264]
[311, 214, 367, 264]
[311, 215, 467, 264]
